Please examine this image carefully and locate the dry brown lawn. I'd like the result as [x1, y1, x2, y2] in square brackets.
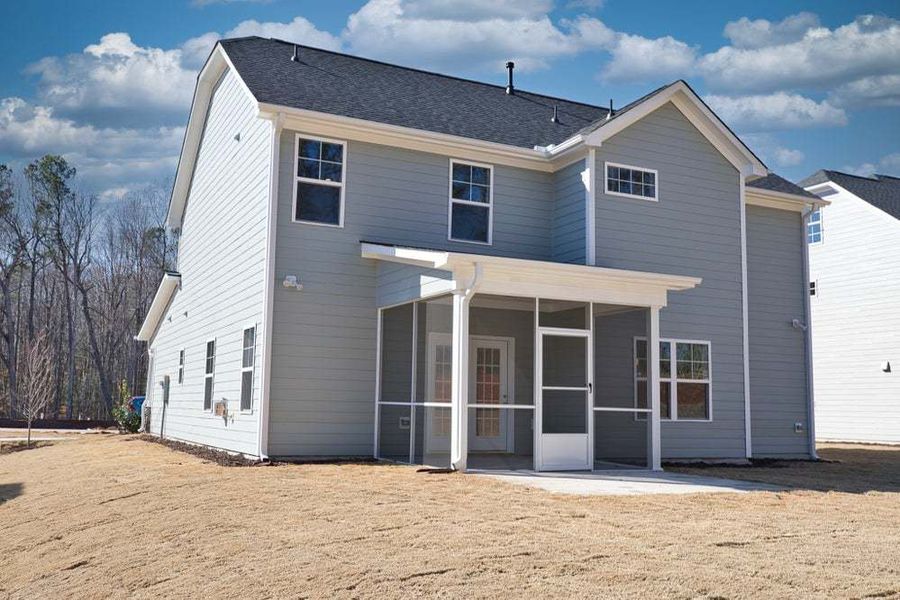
[1, 436, 899, 599]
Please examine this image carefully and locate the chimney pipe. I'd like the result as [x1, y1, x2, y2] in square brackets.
[551, 105, 559, 124]
[505, 61, 515, 95]
[291, 44, 300, 62]
[606, 98, 613, 120]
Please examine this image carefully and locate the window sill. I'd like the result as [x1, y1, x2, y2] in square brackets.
[604, 190, 658, 202]
[448, 236, 492, 246]
[292, 218, 344, 228]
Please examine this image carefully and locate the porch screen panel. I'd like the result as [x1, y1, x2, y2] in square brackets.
[378, 304, 414, 462]
[411, 295, 453, 468]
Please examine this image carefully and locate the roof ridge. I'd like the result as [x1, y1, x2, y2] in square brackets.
[824, 169, 880, 181]
[219, 36, 610, 113]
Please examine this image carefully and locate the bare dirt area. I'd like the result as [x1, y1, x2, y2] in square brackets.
[1, 438, 898, 599]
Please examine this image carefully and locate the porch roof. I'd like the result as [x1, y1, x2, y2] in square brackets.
[361, 242, 701, 308]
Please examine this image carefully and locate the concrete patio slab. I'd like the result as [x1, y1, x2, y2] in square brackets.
[473, 469, 784, 496]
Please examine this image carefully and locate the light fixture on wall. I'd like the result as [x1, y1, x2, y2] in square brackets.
[282, 275, 303, 291]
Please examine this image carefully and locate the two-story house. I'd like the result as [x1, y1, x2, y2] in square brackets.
[801, 170, 900, 445]
[136, 37, 824, 471]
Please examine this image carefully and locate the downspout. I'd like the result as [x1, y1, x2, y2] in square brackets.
[257, 112, 283, 460]
[450, 263, 483, 471]
[801, 206, 818, 459]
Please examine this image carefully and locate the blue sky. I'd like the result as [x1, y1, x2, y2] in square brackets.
[1, 0, 898, 198]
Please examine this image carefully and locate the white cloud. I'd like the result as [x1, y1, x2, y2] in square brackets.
[566, 0, 605, 11]
[828, 74, 900, 108]
[601, 34, 696, 82]
[699, 15, 900, 93]
[704, 93, 847, 131]
[226, 17, 342, 51]
[723, 12, 820, 49]
[741, 133, 807, 170]
[773, 147, 804, 167]
[843, 152, 900, 177]
[400, 0, 555, 21]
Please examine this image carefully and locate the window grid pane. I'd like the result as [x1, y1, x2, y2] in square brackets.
[450, 162, 492, 243]
[607, 164, 656, 199]
[636, 339, 709, 421]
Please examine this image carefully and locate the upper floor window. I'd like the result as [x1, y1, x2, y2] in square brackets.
[605, 162, 657, 201]
[294, 135, 346, 227]
[807, 207, 823, 244]
[240, 326, 256, 412]
[449, 160, 493, 244]
[635, 338, 711, 421]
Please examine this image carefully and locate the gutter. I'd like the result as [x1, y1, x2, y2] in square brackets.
[800, 207, 819, 459]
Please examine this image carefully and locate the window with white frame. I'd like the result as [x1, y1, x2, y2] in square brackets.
[240, 326, 256, 411]
[177, 349, 184, 384]
[606, 162, 657, 201]
[294, 135, 346, 226]
[203, 340, 215, 411]
[635, 338, 711, 421]
[430, 340, 452, 436]
[809, 280, 817, 296]
[807, 207, 823, 244]
[449, 160, 492, 244]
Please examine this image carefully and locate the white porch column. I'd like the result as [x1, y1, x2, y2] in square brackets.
[450, 290, 471, 471]
[647, 306, 662, 471]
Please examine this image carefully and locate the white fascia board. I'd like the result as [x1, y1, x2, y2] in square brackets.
[259, 103, 577, 173]
[583, 82, 767, 178]
[361, 242, 450, 269]
[135, 273, 182, 342]
[746, 187, 830, 211]
[167, 44, 254, 230]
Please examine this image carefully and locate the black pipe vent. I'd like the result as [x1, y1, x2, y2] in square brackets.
[505, 61, 515, 95]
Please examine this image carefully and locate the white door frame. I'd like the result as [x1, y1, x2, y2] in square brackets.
[468, 335, 516, 453]
[534, 300, 594, 471]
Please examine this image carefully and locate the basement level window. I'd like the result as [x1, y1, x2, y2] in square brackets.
[294, 135, 346, 227]
[605, 162, 657, 201]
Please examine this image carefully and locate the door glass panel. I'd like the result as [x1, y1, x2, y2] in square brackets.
[541, 390, 587, 433]
[542, 335, 587, 388]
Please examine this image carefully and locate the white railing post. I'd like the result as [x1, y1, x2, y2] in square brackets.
[648, 306, 662, 471]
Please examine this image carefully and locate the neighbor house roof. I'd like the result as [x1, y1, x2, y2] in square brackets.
[220, 37, 610, 150]
[800, 170, 900, 220]
[747, 173, 818, 200]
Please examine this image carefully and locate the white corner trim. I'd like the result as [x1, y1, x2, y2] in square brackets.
[585, 149, 596, 266]
[257, 114, 283, 460]
[739, 174, 752, 458]
[800, 206, 818, 459]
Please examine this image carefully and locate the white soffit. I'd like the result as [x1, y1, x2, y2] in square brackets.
[135, 273, 182, 342]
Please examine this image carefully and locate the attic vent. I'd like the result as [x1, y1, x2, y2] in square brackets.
[291, 44, 300, 62]
[505, 61, 515, 95]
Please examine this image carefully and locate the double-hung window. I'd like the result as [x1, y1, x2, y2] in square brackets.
[635, 338, 711, 421]
[807, 207, 823, 244]
[605, 162, 657, 201]
[449, 160, 493, 244]
[240, 326, 256, 411]
[177, 349, 185, 384]
[203, 340, 216, 411]
[294, 135, 346, 226]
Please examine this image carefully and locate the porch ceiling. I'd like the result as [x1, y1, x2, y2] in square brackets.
[361, 242, 701, 308]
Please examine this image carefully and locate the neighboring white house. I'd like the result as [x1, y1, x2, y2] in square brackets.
[802, 171, 900, 444]
[135, 37, 825, 470]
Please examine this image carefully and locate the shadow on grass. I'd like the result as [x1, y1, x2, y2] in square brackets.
[670, 445, 900, 494]
[0, 482, 23, 504]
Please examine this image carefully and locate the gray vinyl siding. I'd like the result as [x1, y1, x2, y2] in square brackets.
[551, 159, 586, 264]
[593, 102, 746, 459]
[746, 205, 811, 457]
[147, 68, 270, 456]
[375, 262, 454, 308]
[269, 136, 555, 457]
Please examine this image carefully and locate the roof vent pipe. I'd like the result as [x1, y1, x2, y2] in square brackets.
[291, 44, 300, 62]
[606, 98, 614, 120]
[551, 105, 559, 124]
[505, 61, 515, 95]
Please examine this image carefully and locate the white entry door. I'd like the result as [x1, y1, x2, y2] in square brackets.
[537, 330, 591, 471]
[468, 338, 513, 452]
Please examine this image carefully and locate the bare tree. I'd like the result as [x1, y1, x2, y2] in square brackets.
[18, 330, 54, 445]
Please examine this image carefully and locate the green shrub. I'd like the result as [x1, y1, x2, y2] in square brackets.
[112, 379, 141, 433]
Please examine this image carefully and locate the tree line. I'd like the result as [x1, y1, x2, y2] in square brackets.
[0, 155, 175, 421]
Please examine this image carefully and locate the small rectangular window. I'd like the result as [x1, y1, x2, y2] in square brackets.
[240, 326, 256, 411]
[449, 160, 493, 244]
[606, 162, 658, 201]
[809, 280, 817, 296]
[204, 340, 215, 411]
[177, 349, 185, 384]
[807, 207, 823, 244]
[294, 135, 345, 226]
[635, 338, 711, 421]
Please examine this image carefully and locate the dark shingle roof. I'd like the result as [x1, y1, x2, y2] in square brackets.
[220, 37, 609, 149]
[800, 170, 900, 219]
[747, 173, 818, 199]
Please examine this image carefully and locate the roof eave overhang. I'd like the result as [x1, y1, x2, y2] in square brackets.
[361, 242, 700, 308]
[135, 273, 182, 343]
[582, 82, 767, 178]
[746, 187, 830, 212]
